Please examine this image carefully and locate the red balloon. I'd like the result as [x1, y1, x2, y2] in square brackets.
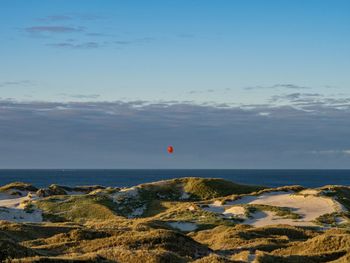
[167, 146, 174, 153]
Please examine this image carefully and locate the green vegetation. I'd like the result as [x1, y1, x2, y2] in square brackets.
[259, 229, 350, 263]
[182, 177, 265, 200]
[245, 204, 302, 219]
[110, 177, 266, 219]
[253, 185, 305, 195]
[135, 177, 264, 201]
[35, 195, 119, 222]
[334, 187, 350, 210]
[314, 212, 339, 226]
[155, 202, 234, 230]
[190, 224, 317, 253]
[313, 212, 350, 227]
[1, 221, 210, 262]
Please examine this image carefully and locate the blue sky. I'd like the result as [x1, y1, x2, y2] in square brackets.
[0, 1, 350, 168]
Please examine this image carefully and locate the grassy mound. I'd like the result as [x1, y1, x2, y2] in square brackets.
[35, 195, 118, 222]
[255, 250, 347, 263]
[109, 177, 264, 219]
[191, 224, 317, 252]
[0, 221, 78, 242]
[135, 177, 264, 201]
[16, 227, 211, 262]
[253, 229, 350, 262]
[74, 228, 210, 257]
[0, 182, 38, 193]
[0, 238, 38, 261]
[36, 184, 107, 197]
[272, 229, 350, 255]
[182, 177, 264, 200]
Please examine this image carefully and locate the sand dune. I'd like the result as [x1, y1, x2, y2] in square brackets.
[204, 190, 345, 227]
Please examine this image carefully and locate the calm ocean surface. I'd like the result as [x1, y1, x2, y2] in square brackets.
[0, 169, 349, 188]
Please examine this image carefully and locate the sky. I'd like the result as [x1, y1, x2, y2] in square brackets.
[0, 0, 350, 168]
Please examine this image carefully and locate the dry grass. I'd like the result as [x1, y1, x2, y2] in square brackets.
[0, 178, 349, 262]
[0, 182, 38, 193]
[182, 178, 264, 200]
[34, 195, 119, 223]
[244, 204, 302, 219]
[190, 224, 318, 253]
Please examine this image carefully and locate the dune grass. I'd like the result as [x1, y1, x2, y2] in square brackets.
[244, 204, 302, 219]
[0, 182, 37, 193]
[0, 178, 349, 262]
[182, 177, 265, 200]
[154, 201, 234, 230]
[35, 195, 119, 223]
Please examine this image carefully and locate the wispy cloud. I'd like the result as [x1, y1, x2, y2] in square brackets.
[187, 89, 215, 94]
[177, 33, 195, 38]
[114, 37, 155, 45]
[0, 80, 34, 88]
[25, 26, 84, 34]
[37, 14, 104, 22]
[47, 42, 99, 49]
[310, 150, 350, 156]
[245, 83, 311, 90]
[268, 92, 350, 110]
[37, 15, 72, 22]
[270, 93, 322, 102]
[86, 33, 107, 37]
[58, 93, 101, 99]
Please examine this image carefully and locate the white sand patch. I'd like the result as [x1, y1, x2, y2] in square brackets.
[226, 191, 293, 206]
[213, 200, 224, 206]
[120, 187, 139, 197]
[0, 192, 42, 223]
[0, 192, 38, 208]
[223, 206, 246, 218]
[247, 252, 256, 263]
[168, 222, 197, 231]
[128, 205, 146, 218]
[202, 200, 244, 216]
[244, 210, 315, 227]
[180, 191, 190, 200]
[202, 204, 226, 214]
[112, 187, 139, 203]
[0, 207, 42, 223]
[203, 191, 344, 227]
[188, 205, 196, 211]
[156, 193, 166, 199]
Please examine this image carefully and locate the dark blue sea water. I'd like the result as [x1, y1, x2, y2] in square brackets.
[0, 169, 349, 188]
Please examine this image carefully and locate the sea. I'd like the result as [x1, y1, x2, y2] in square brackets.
[0, 169, 349, 188]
